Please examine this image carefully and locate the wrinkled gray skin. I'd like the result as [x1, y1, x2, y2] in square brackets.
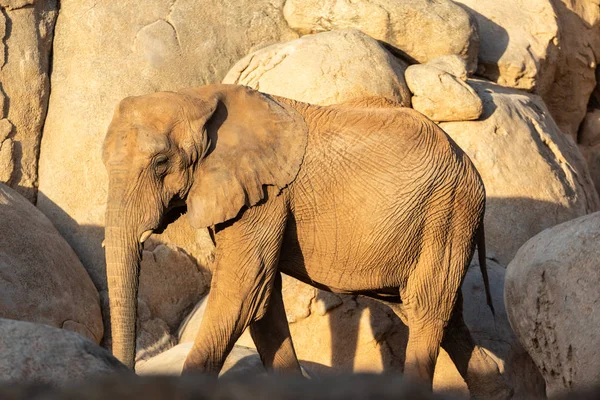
[102, 85, 511, 399]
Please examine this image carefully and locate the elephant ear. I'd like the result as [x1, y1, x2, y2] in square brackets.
[184, 85, 308, 229]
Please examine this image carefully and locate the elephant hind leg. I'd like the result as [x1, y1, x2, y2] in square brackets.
[400, 210, 478, 387]
[441, 293, 513, 399]
[250, 272, 302, 375]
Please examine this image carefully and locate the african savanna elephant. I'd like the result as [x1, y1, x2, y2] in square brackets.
[102, 84, 511, 398]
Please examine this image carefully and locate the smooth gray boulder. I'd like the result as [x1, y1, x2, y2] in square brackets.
[506, 212, 600, 397]
[0, 183, 103, 343]
[0, 319, 128, 386]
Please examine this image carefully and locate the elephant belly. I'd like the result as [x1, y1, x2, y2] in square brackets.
[278, 210, 419, 294]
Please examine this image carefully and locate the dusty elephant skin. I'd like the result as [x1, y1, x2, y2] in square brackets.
[101, 84, 511, 398]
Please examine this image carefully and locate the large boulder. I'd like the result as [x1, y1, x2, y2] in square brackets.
[0, 0, 58, 201]
[223, 29, 411, 107]
[453, 0, 559, 95]
[282, 0, 479, 72]
[178, 267, 544, 398]
[544, 0, 600, 138]
[0, 183, 103, 343]
[439, 80, 599, 265]
[37, 0, 294, 341]
[404, 57, 482, 122]
[0, 319, 128, 385]
[505, 212, 600, 397]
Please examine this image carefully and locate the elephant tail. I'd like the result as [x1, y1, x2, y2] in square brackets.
[477, 221, 495, 316]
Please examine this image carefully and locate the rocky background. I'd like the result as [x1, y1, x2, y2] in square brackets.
[1, 0, 600, 398]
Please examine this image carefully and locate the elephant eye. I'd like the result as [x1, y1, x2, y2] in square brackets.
[154, 155, 169, 175]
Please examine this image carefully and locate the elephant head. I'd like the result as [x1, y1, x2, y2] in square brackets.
[101, 84, 308, 368]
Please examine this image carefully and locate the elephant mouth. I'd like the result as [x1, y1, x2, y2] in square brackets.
[153, 204, 187, 234]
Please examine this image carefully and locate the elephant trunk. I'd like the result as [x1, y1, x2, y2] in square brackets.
[104, 177, 142, 369]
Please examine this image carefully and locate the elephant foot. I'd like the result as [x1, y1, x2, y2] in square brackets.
[181, 350, 219, 377]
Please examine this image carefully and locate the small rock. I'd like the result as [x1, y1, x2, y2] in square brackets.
[0, 138, 14, 182]
[405, 63, 482, 121]
[425, 55, 469, 81]
[0, 119, 13, 142]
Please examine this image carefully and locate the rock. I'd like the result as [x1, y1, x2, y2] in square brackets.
[176, 296, 208, 344]
[425, 55, 469, 81]
[0, 318, 128, 385]
[578, 109, 600, 197]
[0, 183, 103, 343]
[505, 212, 600, 397]
[179, 267, 543, 397]
[0, 138, 14, 182]
[223, 29, 411, 107]
[405, 62, 482, 122]
[37, 0, 289, 340]
[134, 299, 177, 364]
[137, 343, 265, 379]
[283, 0, 479, 72]
[544, 0, 600, 138]
[439, 80, 599, 265]
[453, 0, 559, 96]
[0, 0, 58, 201]
[0, 374, 462, 400]
[139, 243, 210, 332]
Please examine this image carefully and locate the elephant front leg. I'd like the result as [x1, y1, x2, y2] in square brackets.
[249, 272, 302, 375]
[182, 195, 290, 376]
[182, 254, 280, 375]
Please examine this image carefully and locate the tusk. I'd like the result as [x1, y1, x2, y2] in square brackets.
[101, 240, 105, 248]
[139, 230, 153, 244]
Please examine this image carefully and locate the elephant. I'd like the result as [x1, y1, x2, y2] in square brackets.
[102, 84, 512, 398]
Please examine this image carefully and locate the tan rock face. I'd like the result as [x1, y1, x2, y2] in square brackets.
[0, 183, 103, 343]
[505, 212, 600, 397]
[0, 319, 128, 386]
[37, 0, 294, 341]
[282, 0, 479, 72]
[405, 62, 482, 122]
[440, 80, 599, 265]
[454, 0, 559, 95]
[0, 0, 58, 201]
[223, 29, 411, 107]
[545, 0, 600, 138]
